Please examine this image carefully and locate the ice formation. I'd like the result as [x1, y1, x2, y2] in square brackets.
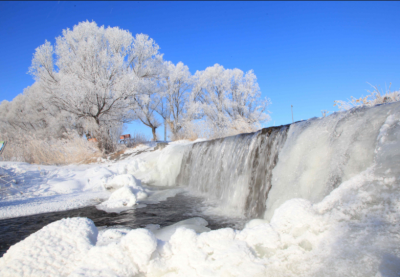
[1, 102, 400, 276]
[125, 141, 194, 186]
[97, 174, 148, 212]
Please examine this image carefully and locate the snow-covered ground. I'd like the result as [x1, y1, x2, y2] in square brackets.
[0, 140, 200, 220]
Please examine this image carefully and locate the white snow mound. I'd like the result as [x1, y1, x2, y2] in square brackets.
[153, 217, 211, 241]
[0, 218, 97, 277]
[103, 174, 142, 190]
[97, 174, 148, 211]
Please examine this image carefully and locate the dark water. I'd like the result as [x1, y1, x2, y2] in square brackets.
[0, 192, 245, 257]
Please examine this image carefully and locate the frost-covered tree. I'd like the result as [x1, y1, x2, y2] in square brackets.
[0, 82, 103, 164]
[132, 78, 163, 141]
[157, 61, 193, 139]
[3, 20, 272, 149]
[0, 83, 77, 140]
[188, 64, 270, 138]
[29, 21, 164, 151]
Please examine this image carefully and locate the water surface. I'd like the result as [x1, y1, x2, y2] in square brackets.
[0, 191, 246, 257]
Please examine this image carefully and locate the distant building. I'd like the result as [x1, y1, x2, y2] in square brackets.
[120, 134, 131, 144]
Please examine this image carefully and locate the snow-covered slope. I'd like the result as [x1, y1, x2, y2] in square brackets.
[0, 162, 112, 219]
[0, 140, 200, 219]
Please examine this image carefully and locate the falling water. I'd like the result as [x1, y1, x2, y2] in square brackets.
[264, 101, 400, 219]
[176, 125, 289, 218]
[176, 101, 400, 219]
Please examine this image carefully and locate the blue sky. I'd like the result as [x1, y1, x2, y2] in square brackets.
[1, 1, 399, 140]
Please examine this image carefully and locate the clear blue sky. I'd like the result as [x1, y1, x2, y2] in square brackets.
[1, 1, 399, 139]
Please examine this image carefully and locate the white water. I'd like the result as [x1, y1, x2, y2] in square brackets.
[265, 102, 396, 219]
[176, 102, 400, 222]
[177, 126, 289, 218]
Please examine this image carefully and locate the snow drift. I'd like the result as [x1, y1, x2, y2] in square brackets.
[97, 174, 148, 212]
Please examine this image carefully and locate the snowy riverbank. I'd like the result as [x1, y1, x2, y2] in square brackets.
[1, 103, 400, 276]
[0, 140, 203, 220]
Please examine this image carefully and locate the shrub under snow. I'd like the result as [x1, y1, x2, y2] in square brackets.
[334, 84, 400, 111]
[1, 132, 102, 165]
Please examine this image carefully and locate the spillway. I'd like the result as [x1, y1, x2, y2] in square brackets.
[176, 101, 400, 220]
[176, 126, 289, 218]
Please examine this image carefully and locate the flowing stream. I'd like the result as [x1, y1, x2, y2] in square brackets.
[0, 190, 246, 257]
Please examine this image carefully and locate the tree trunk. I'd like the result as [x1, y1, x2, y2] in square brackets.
[152, 126, 157, 141]
[92, 119, 114, 154]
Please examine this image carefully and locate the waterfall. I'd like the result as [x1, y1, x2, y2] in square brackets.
[264, 101, 400, 219]
[176, 125, 289, 218]
[176, 101, 400, 220]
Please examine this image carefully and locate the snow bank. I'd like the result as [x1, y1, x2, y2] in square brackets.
[103, 173, 142, 190]
[124, 143, 155, 154]
[152, 217, 210, 241]
[0, 142, 185, 219]
[0, 191, 107, 220]
[0, 163, 114, 219]
[97, 174, 149, 212]
[0, 218, 97, 277]
[97, 186, 139, 210]
[70, 228, 157, 277]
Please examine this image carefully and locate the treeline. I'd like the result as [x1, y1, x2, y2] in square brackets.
[0, 21, 270, 155]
